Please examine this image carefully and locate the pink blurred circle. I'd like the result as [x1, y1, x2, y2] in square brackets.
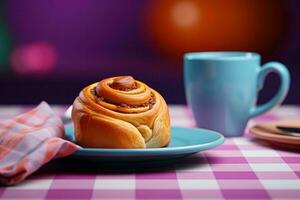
[11, 42, 57, 75]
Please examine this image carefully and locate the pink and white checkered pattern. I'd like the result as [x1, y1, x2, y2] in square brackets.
[0, 102, 78, 185]
[0, 105, 300, 199]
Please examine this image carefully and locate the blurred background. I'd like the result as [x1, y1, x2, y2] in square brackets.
[0, 0, 299, 105]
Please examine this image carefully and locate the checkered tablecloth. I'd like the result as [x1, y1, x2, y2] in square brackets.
[0, 105, 300, 199]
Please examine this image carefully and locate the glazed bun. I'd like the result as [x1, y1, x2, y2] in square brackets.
[72, 76, 170, 148]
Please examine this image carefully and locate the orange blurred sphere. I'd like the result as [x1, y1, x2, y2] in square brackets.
[145, 0, 287, 60]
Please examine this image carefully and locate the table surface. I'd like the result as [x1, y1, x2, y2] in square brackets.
[0, 105, 300, 200]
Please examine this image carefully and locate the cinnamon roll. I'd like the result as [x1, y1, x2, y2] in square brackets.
[71, 76, 170, 148]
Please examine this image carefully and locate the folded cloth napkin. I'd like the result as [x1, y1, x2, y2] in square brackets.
[0, 102, 79, 185]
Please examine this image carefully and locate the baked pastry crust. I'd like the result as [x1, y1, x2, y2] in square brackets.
[72, 76, 170, 148]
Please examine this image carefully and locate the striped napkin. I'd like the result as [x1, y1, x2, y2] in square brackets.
[0, 102, 79, 185]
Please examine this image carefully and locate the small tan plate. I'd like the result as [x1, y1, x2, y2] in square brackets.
[249, 119, 300, 149]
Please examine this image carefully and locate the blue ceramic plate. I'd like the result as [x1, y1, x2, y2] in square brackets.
[64, 124, 224, 162]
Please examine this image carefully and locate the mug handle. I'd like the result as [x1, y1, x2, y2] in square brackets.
[249, 61, 290, 118]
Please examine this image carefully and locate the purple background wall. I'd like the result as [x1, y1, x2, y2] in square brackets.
[0, 0, 299, 105]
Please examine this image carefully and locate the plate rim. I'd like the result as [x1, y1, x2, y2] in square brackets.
[250, 126, 300, 145]
[64, 125, 224, 155]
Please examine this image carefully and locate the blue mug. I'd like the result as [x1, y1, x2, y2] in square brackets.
[184, 52, 290, 137]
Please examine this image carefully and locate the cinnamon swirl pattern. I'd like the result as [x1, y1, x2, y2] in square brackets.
[72, 76, 170, 148]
